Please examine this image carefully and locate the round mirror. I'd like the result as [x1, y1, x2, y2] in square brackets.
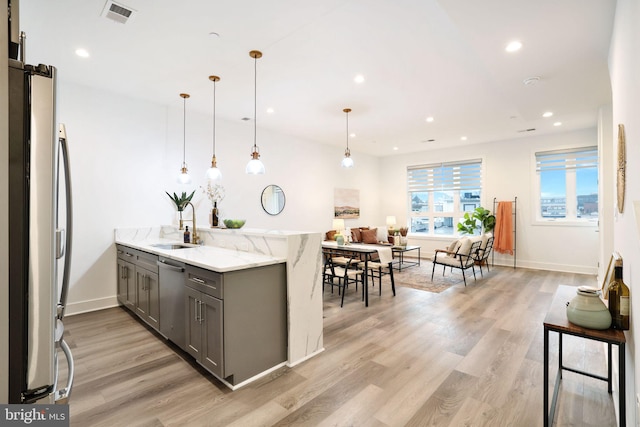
[261, 185, 286, 215]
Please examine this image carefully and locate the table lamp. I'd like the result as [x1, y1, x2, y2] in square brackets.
[386, 216, 397, 231]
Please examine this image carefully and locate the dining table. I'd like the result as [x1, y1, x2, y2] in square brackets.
[321, 241, 393, 307]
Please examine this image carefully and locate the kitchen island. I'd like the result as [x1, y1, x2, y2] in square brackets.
[115, 226, 324, 388]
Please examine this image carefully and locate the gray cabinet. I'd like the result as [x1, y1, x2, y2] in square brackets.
[184, 263, 287, 386]
[116, 244, 159, 331]
[135, 251, 160, 330]
[116, 243, 287, 387]
[185, 284, 224, 377]
[116, 245, 136, 309]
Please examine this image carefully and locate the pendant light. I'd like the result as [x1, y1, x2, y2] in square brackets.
[205, 75, 222, 181]
[177, 93, 192, 184]
[246, 50, 265, 175]
[341, 108, 354, 168]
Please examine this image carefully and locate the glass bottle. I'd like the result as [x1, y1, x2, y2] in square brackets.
[608, 258, 630, 330]
[183, 226, 191, 244]
[212, 201, 219, 227]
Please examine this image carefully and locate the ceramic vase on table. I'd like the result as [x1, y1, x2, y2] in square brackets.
[566, 286, 612, 330]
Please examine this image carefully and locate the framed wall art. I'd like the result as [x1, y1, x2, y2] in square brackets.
[617, 124, 626, 214]
[334, 188, 360, 218]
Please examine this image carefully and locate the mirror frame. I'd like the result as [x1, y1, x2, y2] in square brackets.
[261, 184, 286, 216]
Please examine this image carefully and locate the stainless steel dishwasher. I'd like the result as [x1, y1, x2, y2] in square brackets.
[157, 256, 186, 349]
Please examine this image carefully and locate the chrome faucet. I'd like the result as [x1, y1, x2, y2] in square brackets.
[186, 202, 199, 244]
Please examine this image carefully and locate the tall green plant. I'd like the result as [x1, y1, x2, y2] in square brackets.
[457, 207, 495, 235]
[166, 190, 195, 212]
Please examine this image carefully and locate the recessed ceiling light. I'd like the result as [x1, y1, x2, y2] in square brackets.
[553, 122, 562, 127]
[349, 133, 356, 138]
[266, 107, 275, 114]
[354, 74, 365, 84]
[393, 146, 399, 151]
[75, 48, 90, 58]
[460, 136, 467, 141]
[426, 116, 434, 123]
[506, 40, 522, 52]
[543, 111, 553, 118]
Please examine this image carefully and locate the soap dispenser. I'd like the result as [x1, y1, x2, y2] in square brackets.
[183, 226, 190, 244]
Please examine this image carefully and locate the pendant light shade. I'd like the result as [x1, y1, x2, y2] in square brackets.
[341, 108, 354, 168]
[246, 50, 265, 175]
[205, 75, 222, 181]
[177, 93, 192, 184]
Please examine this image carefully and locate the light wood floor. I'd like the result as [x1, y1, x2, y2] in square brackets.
[62, 266, 617, 426]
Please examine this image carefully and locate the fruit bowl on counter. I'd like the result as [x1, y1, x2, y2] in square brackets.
[223, 219, 246, 229]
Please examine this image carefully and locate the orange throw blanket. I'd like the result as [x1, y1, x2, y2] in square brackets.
[494, 201, 514, 255]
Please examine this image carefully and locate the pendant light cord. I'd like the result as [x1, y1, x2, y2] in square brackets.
[213, 79, 216, 155]
[183, 96, 186, 165]
[253, 54, 257, 150]
[345, 111, 349, 150]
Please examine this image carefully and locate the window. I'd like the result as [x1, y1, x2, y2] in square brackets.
[408, 160, 482, 235]
[535, 147, 598, 222]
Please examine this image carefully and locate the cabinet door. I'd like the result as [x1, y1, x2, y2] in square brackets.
[135, 268, 149, 318]
[184, 285, 202, 360]
[117, 259, 127, 305]
[201, 293, 224, 378]
[146, 271, 160, 330]
[125, 263, 135, 309]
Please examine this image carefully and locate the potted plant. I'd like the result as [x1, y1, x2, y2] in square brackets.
[457, 207, 496, 235]
[166, 190, 195, 229]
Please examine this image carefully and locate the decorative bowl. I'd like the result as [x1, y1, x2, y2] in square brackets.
[223, 219, 246, 229]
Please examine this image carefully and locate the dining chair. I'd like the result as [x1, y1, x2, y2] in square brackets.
[364, 247, 396, 297]
[323, 251, 364, 307]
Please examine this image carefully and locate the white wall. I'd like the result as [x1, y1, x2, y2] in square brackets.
[58, 80, 382, 315]
[609, 0, 640, 423]
[60, 75, 604, 315]
[379, 129, 600, 274]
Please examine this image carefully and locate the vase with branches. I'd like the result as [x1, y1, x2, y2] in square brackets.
[201, 182, 225, 227]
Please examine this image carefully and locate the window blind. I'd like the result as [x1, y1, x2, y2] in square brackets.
[536, 147, 598, 172]
[408, 159, 482, 192]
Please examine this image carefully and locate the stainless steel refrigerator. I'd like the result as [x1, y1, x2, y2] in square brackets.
[7, 2, 74, 403]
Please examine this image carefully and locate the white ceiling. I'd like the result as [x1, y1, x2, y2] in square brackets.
[19, 0, 616, 157]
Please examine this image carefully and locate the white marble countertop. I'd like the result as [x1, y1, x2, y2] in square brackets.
[115, 236, 286, 273]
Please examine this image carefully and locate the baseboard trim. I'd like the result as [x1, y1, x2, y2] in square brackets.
[491, 259, 597, 275]
[287, 347, 325, 368]
[417, 252, 596, 275]
[66, 296, 120, 316]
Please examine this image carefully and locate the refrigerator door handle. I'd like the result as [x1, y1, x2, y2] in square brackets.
[55, 228, 65, 259]
[58, 124, 73, 320]
[54, 338, 74, 404]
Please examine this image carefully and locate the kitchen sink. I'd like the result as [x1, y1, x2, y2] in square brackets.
[151, 243, 194, 250]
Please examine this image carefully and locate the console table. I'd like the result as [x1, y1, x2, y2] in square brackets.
[543, 285, 626, 426]
[391, 245, 421, 271]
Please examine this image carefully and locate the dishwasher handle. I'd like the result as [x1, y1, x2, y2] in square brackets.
[157, 260, 185, 272]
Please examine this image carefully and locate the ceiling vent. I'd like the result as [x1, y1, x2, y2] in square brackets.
[101, 1, 137, 24]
